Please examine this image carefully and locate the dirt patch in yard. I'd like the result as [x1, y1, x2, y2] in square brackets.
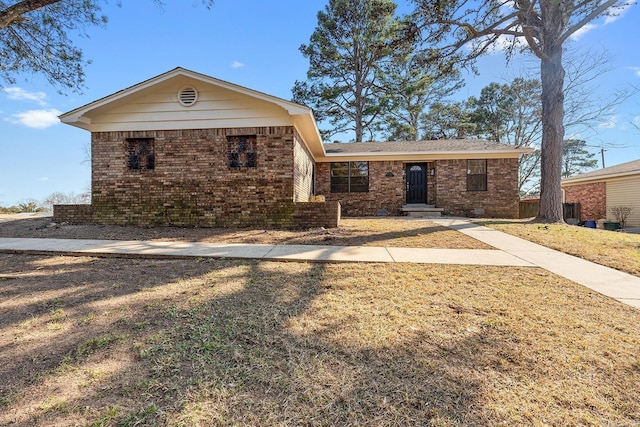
[1, 254, 639, 426]
[0, 217, 490, 249]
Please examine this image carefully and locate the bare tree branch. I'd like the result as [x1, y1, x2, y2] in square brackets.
[0, 0, 60, 29]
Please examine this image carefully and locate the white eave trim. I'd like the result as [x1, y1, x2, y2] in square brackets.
[316, 148, 532, 162]
[293, 114, 325, 159]
[59, 67, 312, 126]
[562, 170, 640, 186]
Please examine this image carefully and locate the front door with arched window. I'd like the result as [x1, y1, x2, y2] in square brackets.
[406, 163, 427, 204]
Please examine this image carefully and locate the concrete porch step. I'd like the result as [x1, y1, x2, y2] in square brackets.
[401, 204, 444, 218]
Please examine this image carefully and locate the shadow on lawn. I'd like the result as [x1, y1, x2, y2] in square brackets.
[0, 217, 484, 249]
[0, 254, 496, 426]
[298, 224, 468, 247]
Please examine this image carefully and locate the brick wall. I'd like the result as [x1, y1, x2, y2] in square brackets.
[291, 201, 341, 228]
[563, 182, 606, 221]
[426, 161, 436, 205]
[54, 202, 340, 228]
[315, 158, 519, 218]
[88, 127, 309, 227]
[316, 161, 405, 216]
[53, 204, 93, 223]
[435, 158, 519, 218]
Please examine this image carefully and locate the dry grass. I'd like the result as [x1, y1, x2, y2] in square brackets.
[0, 217, 490, 249]
[483, 221, 640, 277]
[1, 254, 640, 426]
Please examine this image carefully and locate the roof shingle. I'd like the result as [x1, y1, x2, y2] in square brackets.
[323, 139, 523, 154]
[562, 159, 640, 183]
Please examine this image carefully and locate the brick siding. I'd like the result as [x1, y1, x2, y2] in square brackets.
[316, 161, 405, 216]
[291, 201, 341, 228]
[67, 126, 332, 228]
[563, 182, 606, 221]
[54, 201, 340, 228]
[316, 158, 519, 218]
[435, 158, 519, 218]
[53, 204, 93, 223]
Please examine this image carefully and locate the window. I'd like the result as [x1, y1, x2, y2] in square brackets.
[227, 135, 257, 168]
[126, 138, 155, 171]
[330, 161, 369, 193]
[467, 159, 487, 191]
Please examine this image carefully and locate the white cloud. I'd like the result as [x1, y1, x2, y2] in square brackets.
[2, 87, 48, 106]
[633, 116, 640, 127]
[629, 66, 640, 77]
[570, 23, 597, 41]
[6, 109, 62, 129]
[570, 2, 634, 40]
[467, 33, 528, 55]
[598, 115, 618, 129]
[231, 60, 245, 69]
[35, 177, 49, 182]
[604, 1, 634, 24]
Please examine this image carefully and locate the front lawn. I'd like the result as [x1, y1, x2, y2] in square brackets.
[483, 221, 640, 277]
[1, 254, 639, 425]
[0, 217, 489, 249]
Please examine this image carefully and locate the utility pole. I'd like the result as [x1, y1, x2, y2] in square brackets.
[600, 148, 606, 168]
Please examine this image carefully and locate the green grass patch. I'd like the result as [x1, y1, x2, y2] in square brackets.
[76, 333, 126, 358]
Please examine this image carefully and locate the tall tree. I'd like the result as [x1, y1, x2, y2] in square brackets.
[414, 0, 631, 222]
[421, 100, 475, 139]
[562, 139, 598, 178]
[0, 1, 213, 92]
[468, 78, 543, 194]
[380, 49, 463, 141]
[293, 0, 414, 142]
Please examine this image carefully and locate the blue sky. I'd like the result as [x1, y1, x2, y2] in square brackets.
[0, 0, 638, 206]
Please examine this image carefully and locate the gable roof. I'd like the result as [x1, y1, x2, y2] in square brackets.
[59, 67, 532, 162]
[59, 67, 325, 157]
[320, 140, 533, 162]
[562, 159, 640, 185]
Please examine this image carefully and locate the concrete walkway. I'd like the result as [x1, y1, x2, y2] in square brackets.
[0, 237, 532, 266]
[432, 218, 640, 309]
[1, 218, 639, 309]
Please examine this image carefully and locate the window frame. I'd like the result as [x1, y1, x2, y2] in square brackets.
[126, 138, 155, 171]
[466, 159, 487, 192]
[330, 161, 369, 193]
[227, 135, 257, 169]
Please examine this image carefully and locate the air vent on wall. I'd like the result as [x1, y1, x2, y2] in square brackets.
[178, 86, 198, 106]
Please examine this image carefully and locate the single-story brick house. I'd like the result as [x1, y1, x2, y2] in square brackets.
[56, 67, 531, 228]
[562, 159, 640, 227]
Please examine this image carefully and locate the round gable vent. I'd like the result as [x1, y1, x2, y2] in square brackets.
[178, 86, 198, 107]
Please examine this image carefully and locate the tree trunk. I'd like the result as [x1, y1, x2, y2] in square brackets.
[537, 3, 565, 223]
[354, 42, 364, 142]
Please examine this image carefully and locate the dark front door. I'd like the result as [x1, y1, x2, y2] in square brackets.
[406, 163, 427, 204]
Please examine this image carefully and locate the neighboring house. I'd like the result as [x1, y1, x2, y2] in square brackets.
[56, 67, 530, 228]
[562, 159, 640, 227]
